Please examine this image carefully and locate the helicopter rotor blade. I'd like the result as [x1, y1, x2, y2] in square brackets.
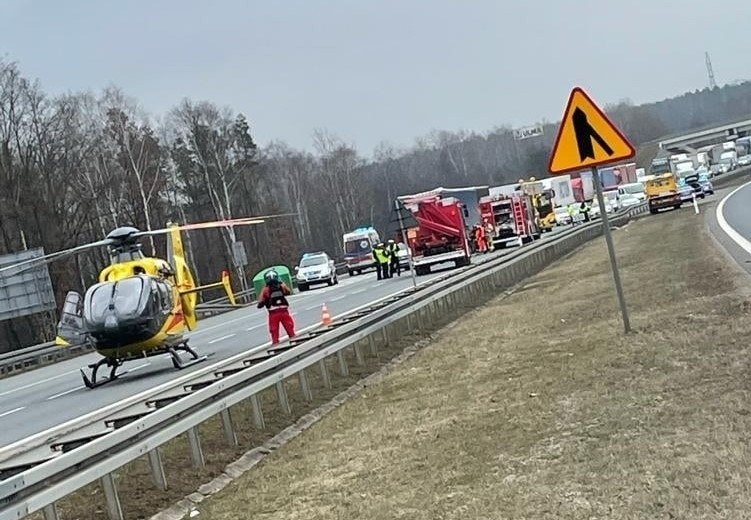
[0, 239, 113, 276]
[133, 213, 297, 237]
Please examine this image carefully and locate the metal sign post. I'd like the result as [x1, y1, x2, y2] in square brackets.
[231, 240, 250, 297]
[394, 199, 418, 289]
[548, 86, 637, 335]
[591, 166, 631, 333]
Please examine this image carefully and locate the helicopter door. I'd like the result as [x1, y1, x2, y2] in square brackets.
[55, 291, 87, 346]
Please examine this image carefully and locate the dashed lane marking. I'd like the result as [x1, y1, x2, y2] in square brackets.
[0, 407, 25, 418]
[209, 334, 236, 344]
[0, 370, 79, 398]
[47, 386, 84, 400]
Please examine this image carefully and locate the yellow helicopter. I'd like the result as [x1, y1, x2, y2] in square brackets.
[0, 216, 287, 388]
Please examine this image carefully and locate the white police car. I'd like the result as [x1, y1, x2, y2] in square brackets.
[294, 252, 338, 291]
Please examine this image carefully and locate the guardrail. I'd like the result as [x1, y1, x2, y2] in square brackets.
[0, 204, 647, 520]
[709, 164, 751, 188]
[0, 342, 93, 377]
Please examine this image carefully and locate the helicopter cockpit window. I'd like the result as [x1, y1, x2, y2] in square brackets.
[156, 282, 172, 312]
[112, 277, 148, 315]
[85, 284, 112, 323]
[84, 277, 149, 323]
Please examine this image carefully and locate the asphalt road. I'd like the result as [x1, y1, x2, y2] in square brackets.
[706, 178, 751, 275]
[0, 228, 567, 448]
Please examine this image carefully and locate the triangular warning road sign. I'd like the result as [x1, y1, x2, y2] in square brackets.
[548, 87, 636, 175]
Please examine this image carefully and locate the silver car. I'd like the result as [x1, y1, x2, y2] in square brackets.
[294, 252, 338, 291]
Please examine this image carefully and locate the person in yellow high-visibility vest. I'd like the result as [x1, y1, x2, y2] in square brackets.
[372, 243, 390, 280]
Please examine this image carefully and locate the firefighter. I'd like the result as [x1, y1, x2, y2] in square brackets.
[475, 223, 488, 253]
[372, 242, 390, 280]
[256, 270, 296, 345]
[483, 218, 495, 252]
[387, 239, 401, 277]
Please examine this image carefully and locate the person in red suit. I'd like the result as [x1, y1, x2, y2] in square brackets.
[256, 270, 296, 345]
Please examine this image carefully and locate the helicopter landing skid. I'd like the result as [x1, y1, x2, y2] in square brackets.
[168, 342, 207, 370]
[81, 357, 126, 389]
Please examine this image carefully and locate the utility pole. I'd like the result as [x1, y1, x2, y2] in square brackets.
[394, 199, 417, 289]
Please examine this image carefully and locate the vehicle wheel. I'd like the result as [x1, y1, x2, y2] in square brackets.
[298, 284, 308, 292]
[649, 208, 657, 214]
[673, 205, 681, 210]
[334, 274, 339, 285]
[356, 269, 362, 275]
[348, 269, 354, 277]
[327, 276, 334, 286]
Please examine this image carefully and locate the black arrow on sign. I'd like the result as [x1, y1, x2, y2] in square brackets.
[572, 107, 613, 161]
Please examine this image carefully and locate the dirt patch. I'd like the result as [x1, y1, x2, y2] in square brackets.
[192, 208, 751, 520]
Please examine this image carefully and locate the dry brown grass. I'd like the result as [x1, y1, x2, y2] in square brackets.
[194, 208, 751, 520]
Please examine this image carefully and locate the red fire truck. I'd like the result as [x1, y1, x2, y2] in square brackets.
[398, 195, 471, 276]
[479, 192, 540, 248]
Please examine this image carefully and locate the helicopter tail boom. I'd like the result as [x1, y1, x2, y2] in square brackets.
[179, 270, 237, 306]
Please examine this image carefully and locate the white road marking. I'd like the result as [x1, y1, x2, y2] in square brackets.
[716, 180, 751, 254]
[0, 407, 25, 418]
[246, 324, 263, 331]
[129, 362, 150, 373]
[305, 304, 322, 311]
[47, 386, 84, 400]
[351, 288, 368, 294]
[0, 369, 79, 398]
[208, 334, 235, 344]
[188, 315, 250, 337]
[329, 294, 347, 302]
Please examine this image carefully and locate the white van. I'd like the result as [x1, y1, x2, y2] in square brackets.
[342, 227, 380, 276]
[617, 182, 646, 202]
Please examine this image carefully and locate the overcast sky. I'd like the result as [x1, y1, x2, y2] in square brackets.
[1, 0, 749, 156]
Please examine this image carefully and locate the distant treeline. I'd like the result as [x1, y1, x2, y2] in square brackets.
[0, 56, 749, 351]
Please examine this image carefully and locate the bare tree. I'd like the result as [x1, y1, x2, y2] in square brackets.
[100, 87, 165, 254]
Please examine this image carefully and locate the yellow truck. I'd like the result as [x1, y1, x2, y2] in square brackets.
[645, 173, 682, 214]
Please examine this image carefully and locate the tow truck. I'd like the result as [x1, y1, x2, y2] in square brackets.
[645, 173, 682, 214]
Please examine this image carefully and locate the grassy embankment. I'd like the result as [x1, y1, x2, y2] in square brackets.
[195, 205, 751, 519]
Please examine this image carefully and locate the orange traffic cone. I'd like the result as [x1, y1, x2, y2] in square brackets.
[321, 304, 333, 326]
